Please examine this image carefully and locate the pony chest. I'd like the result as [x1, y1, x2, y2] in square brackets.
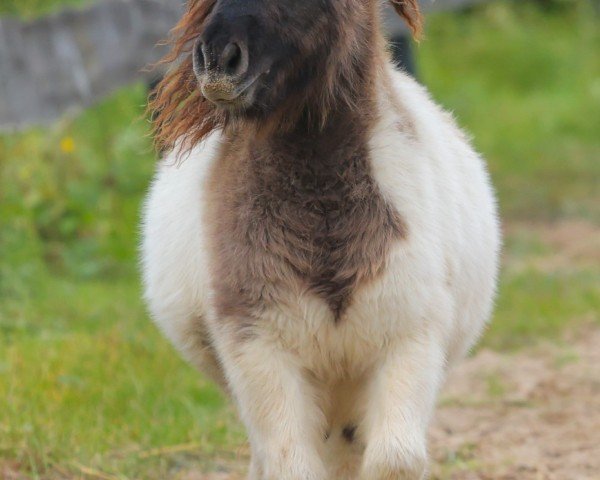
[207, 150, 405, 320]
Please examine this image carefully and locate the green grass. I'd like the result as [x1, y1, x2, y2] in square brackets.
[421, 1, 599, 221]
[0, 0, 89, 17]
[1, 277, 243, 478]
[0, 1, 599, 478]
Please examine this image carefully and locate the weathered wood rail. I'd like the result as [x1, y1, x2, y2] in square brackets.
[0, 0, 490, 131]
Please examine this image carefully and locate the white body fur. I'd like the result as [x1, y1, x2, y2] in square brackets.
[142, 68, 501, 479]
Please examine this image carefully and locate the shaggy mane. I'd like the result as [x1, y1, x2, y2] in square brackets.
[148, 0, 221, 154]
[390, 0, 423, 38]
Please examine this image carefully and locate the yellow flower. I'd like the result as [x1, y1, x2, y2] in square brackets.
[60, 137, 76, 154]
[19, 164, 33, 181]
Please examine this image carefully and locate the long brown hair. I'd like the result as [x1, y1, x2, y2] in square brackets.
[390, 0, 423, 38]
[148, 0, 220, 153]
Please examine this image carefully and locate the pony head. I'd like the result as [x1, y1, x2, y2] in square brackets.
[150, 0, 422, 152]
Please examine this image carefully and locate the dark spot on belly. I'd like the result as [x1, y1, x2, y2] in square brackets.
[342, 424, 357, 443]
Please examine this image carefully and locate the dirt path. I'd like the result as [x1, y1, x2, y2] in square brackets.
[429, 327, 600, 480]
[175, 327, 600, 480]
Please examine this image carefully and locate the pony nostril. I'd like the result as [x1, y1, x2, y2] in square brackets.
[220, 42, 243, 75]
[193, 40, 207, 74]
[194, 40, 248, 78]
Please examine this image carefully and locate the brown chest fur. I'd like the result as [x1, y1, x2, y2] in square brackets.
[205, 118, 404, 324]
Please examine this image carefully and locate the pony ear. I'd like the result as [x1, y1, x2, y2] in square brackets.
[389, 0, 423, 39]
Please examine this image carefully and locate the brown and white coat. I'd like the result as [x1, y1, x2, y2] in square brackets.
[142, 1, 501, 478]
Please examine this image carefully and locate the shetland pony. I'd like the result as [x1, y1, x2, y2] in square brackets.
[142, 1, 500, 478]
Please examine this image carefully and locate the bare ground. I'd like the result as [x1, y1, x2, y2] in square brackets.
[429, 326, 600, 480]
[504, 220, 600, 273]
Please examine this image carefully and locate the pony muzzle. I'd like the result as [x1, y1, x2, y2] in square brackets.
[200, 77, 239, 104]
[193, 36, 252, 105]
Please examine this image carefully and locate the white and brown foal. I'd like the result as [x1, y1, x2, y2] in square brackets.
[142, 0, 501, 478]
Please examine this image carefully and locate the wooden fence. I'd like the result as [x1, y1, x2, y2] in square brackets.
[0, 0, 490, 130]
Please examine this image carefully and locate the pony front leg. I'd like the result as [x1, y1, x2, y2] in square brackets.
[246, 456, 263, 480]
[360, 335, 447, 480]
[211, 321, 327, 480]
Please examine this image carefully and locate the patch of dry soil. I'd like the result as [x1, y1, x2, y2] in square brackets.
[504, 220, 600, 272]
[429, 327, 600, 480]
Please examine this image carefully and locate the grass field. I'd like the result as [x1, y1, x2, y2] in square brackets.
[0, 1, 599, 478]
